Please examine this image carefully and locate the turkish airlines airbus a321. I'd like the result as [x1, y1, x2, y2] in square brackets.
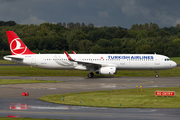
[4, 31, 177, 78]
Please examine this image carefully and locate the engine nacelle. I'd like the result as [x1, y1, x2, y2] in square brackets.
[97, 67, 117, 75]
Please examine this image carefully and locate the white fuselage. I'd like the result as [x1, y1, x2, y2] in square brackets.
[4, 54, 177, 71]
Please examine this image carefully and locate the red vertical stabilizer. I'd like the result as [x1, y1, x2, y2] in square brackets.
[6, 31, 35, 55]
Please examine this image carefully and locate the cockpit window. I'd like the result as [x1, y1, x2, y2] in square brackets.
[165, 58, 171, 61]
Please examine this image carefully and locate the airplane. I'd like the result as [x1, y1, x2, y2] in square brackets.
[3, 31, 177, 78]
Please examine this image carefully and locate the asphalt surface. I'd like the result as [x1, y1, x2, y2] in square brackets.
[0, 76, 180, 120]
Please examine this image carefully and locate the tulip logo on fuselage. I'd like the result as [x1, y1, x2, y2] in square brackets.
[10, 38, 27, 55]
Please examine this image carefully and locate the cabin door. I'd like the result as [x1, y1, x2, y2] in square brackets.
[31, 56, 36, 66]
[120, 58, 125, 65]
[155, 56, 160, 65]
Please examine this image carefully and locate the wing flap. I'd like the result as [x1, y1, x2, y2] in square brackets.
[64, 51, 113, 67]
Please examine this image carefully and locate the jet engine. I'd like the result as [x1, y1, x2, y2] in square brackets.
[96, 67, 116, 75]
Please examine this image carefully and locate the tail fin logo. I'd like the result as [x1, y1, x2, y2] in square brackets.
[10, 38, 27, 55]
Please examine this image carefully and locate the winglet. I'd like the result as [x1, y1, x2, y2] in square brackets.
[64, 51, 73, 61]
[72, 51, 76, 54]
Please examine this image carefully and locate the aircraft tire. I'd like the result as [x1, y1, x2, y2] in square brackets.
[88, 73, 92, 78]
[88, 73, 94, 78]
[155, 74, 159, 78]
[91, 73, 94, 77]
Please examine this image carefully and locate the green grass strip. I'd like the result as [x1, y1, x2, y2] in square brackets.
[0, 66, 89, 76]
[39, 87, 180, 108]
[0, 60, 17, 64]
[171, 57, 180, 65]
[0, 79, 63, 84]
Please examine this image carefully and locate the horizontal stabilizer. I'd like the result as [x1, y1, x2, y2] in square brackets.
[4, 55, 24, 60]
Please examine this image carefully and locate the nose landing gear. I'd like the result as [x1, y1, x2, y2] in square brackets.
[155, 70, 159, 78]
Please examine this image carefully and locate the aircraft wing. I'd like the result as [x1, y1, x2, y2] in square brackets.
[64, 51, 114, 67]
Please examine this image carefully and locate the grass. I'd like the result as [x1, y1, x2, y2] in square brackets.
[171, 57, 180, 65]
[0, 79, 63, 84]
[0, 66, 89, 76]
[0, 59, 17, 64]
[39, 87, 180, 108]
[0, 66, 179, 77]
[117, 67, 180, 77]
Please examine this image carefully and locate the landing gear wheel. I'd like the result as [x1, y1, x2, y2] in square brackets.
[155, 74, 159, 78]
[88, 73, 94, 78]
[155, 70, 159, 78]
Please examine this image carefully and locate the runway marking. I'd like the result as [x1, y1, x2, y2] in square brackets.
[48, 88, 57, 90]
[30, 106, 69, 110]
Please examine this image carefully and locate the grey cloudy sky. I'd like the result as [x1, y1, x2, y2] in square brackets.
[1, 0, 180, 29]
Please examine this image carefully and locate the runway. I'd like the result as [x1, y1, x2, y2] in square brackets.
[0, 76, 180, 120]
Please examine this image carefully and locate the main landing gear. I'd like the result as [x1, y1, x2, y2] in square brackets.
[155, 70, 159, 78]
[88, 72, 94, 78]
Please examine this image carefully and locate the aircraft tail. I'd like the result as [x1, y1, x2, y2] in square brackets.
[6, 31, 35, 55]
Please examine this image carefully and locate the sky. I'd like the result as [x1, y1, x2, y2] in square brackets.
[1, 0, 180, 29]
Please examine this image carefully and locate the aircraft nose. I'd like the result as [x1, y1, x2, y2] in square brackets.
[172, 61, 177, 67]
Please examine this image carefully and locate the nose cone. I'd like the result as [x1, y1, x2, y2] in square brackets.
[172, 61, 177, 68]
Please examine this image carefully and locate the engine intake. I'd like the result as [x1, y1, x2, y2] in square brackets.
[96, 67, 116, 75]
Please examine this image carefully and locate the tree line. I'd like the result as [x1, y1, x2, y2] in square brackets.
[0, 21, 180, 58]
